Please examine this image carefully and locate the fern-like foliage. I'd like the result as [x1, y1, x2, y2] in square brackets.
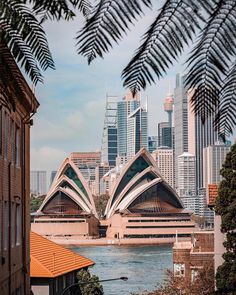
[28, 0, 92, 22]
[185, 0, 236, 122]
[123, 0, 216, 95]
[215, 62, 236, 141]
[0, 0, 55, 84]
[76, 0, 152, 64]
[0, 0, 91, 84]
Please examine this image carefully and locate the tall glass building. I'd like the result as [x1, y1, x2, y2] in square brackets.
[117, 92, 140, 157]
[127, 106, 148, 160]
[174, 74, 188, 189]
[101, 95, 118, 167]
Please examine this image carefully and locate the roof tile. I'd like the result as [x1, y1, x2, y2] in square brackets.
[30, 231, 94, 278]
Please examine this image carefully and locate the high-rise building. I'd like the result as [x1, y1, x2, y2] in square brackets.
[30, 171, 47, 196]
[117, 92, 140, 156]
[203, 144, 230, 188]
[70, 151, 101, 187]
[164, 92, 174, 147]
[101, 95, 118, 167]
[50, 170, 57, 186]
[127, 106, 148, 159]
[177, 152, 196, 197]
[188, 89, 219, 191]
[94, 163, 111, 196]
[148, 136, 158, 153]
[174, 74, 188, 188]
[152, 148, 174, 188]
[158, 122, 172, 148]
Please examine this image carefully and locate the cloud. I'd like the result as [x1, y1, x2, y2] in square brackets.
[31, 146, 67, 173]
[31, 1, 184, 175]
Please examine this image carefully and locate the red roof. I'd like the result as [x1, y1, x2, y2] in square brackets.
[30, 231, 94, 278]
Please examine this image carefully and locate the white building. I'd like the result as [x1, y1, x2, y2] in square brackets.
[203, 144, 230, 188]
[30, 170, 47, 196]
[177, 152, 196, 197]
[152, 148, 174, 188]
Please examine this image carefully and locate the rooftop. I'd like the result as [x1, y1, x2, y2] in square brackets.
[30, 231, 94, 278]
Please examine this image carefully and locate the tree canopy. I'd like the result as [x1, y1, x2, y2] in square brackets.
[215, 144, 236, 293]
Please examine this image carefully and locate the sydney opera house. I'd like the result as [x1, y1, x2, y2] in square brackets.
[104, 149, 196, 241]
[31, 158, 99, 238]
[32, 149, 196, 242]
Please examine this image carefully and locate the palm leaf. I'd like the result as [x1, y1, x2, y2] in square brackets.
[122, 0, 215, 95]
[28, 0, 92, 21]
[0, 0, 55, 84]
[185, 0, 236, 122]
[76, 0, 152, 64]
[215, 62, 236, 141]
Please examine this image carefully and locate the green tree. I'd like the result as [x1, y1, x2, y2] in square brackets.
[93, 194, 110, 218]
[215, 144, 236, 294]
[76, 269, 104, 295]
[30, 194, 45, 212]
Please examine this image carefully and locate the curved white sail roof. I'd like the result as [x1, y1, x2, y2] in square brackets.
[105, 148, 183, 218]
[38, 158, 98, 218]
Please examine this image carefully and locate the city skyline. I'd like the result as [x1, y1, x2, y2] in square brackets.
[30, 5, 184, 175]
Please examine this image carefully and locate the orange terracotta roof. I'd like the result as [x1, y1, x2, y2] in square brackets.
[30, 231, 94, 278]
[208, 184, 218, 206]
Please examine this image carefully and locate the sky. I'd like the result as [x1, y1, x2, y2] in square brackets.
[30, 2, 184, 181]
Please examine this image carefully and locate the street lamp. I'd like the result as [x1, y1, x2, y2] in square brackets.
[62, 276, 128, 295]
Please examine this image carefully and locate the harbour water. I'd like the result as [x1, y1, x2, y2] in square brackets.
[72, 244, 173, 295]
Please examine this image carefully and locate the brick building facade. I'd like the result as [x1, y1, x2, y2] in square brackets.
[0, 44, 39, 294]
[173, 232, 214, 283]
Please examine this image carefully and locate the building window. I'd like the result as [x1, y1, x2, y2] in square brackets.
[16, 203, 22, 246]
[11, 202, 16, 247]
[15, 125, 20, 167]
[4, 111, 9, 159]
[191, 269, 198, 282]
[174, 263, 185, 277]
[3, 201, 9, 251]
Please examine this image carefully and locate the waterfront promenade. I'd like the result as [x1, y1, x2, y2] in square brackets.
[45, 236, 191, 246]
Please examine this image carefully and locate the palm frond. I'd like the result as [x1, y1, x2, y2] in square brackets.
[215, 62, 236, 141]
[0, 0, 55, 84]
[28, 0, 92, 21]
[185, 1, 236, 122]
[76, 0, 152, 64]
[122, 0, 215, 95]
[71, 0, 92, 18]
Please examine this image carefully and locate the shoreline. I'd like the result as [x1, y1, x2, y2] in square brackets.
[45, 236, 190, 246]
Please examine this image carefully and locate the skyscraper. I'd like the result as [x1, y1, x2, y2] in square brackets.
[127, 106, 148, 159]
[30, 171, 47, 196]
[158, 122, 172, 148]
[188, 89, 219, 191]
[70, 151, 101, 187]
[174, 74, 188, 189]
[177, 152, 196, 197]
[117, 91, 140, 157]
[148, 136, 158, 153]
[101, 95, 118, 167]
[152, 148, 174, 187]
[203, 144, 230, 188]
